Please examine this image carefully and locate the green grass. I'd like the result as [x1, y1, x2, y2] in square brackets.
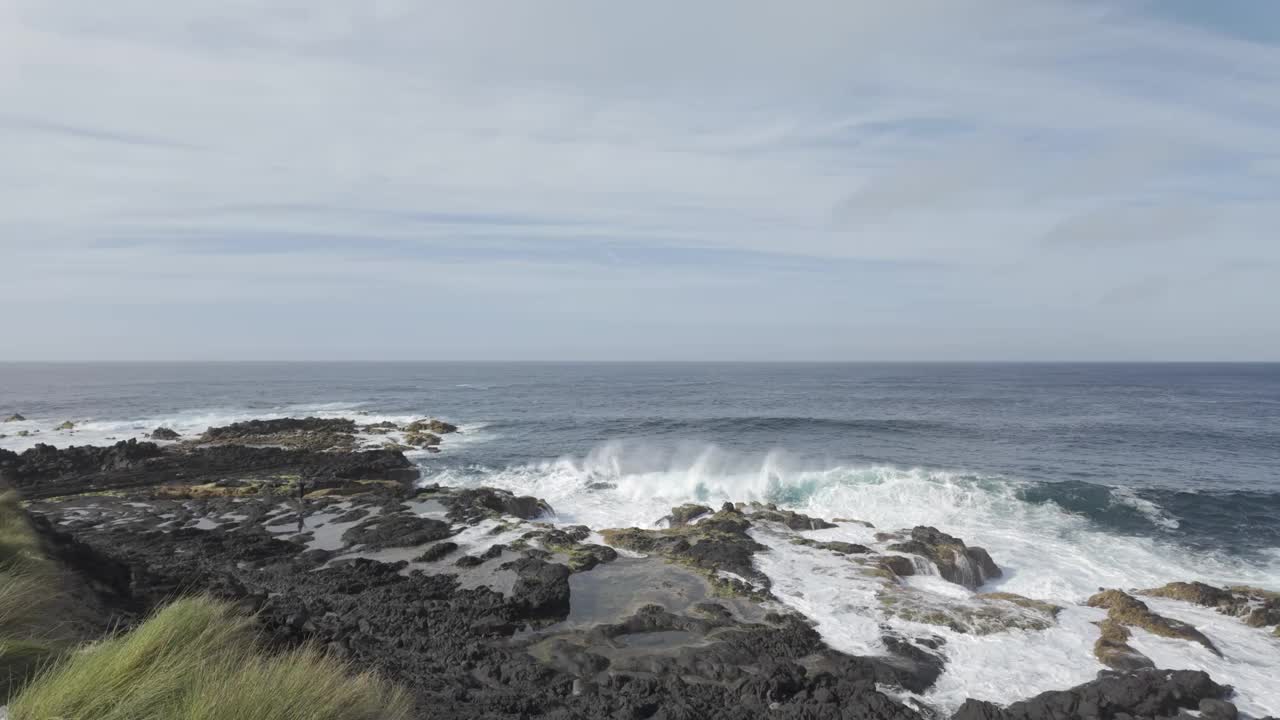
[0, 490, 63, 700]
[9, 596, 414, 720]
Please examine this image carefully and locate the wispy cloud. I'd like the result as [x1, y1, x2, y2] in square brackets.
[0, 0, 1277, 359]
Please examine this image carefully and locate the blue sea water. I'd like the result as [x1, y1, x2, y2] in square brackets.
[2, 362, 1277, 556]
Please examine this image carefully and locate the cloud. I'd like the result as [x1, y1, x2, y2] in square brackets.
[0, 0, 1277, 359]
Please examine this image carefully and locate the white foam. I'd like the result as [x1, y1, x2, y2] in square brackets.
[1110, 486, 1181, 530]
[419, 440, 1279, 713]
[0, 404, 480, 454]
[923, 604, 1108, 710]
[1128, 598, 1280, 718]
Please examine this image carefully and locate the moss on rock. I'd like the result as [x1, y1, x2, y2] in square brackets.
[791, 537, 871, 555]
[1087, 589, 1221, 657]
[667, 504, 712, 526]
[885, 526, 1001, 590]
[878, 588, 1059, 635]
[1093, 619, 1155, 671]
[1140, 582, 1280, 632]
[600, 506, 769, 591]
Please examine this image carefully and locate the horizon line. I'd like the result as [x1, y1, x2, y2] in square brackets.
[1, 359, 1278, 365]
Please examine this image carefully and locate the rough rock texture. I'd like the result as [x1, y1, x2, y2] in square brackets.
[343, 514, 453, 550]
[793, 537, 872, 555]
[1141, 581, 1280, 631]
[666, 503, 712, 526]
[406, 419, 459, 435]
[428, 485, 553, 522]
[150, 426, 181, 440]
[601, 504, 769, 593]
[0, 441, 416, 499]
[886, 526, 1001, 589]
[951, 670, 1230, 720]
[197, 417, 358, 450]
[7, 419, 1262, 720]
[740, 502, 838, 530]
[878, 588, 1059, 635]
[201, 417, 357, 441]
[403, 430, 443, 448]
[1087, 590, 1221, 667]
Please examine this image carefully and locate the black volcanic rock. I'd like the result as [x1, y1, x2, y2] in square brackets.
[0, 441, 415, 499]
[201, 417, 357, 441]
[150, 427, 181, 440]
[342, 514, 452, 550]
[951, 669, 1229, 720]
[888, 526, 1001, 589]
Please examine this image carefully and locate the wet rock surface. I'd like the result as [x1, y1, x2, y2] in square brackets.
[1141, 581, 1280, 633]
[0, 439, 416, 499]
[884, 526, 1002, 589]
[1087, 590, 1221, 670]
[6, 416, 1270, 719]
[952, 670, 1231, 720]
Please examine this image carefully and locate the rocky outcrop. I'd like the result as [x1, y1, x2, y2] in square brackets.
[664, 503, 712, 526]
[406, 419, 458, 435]
[56, 420, 76, 430]
[403, 430, 442, 448]
[427, 486, 552, 522]
[342, 514, 453, 550]
[951, 669, 1231, 720]
[602, 504, 769, 596]
[879, 589, 1060, 635]
[514, 525, 619, 572]
[198, 417, 358, 451]
[885, 526, 1001, 589]
[3, 413, 25, 422]
[1141, 581, 1280, 631]
[793, 537, 872, 554]
[202, 417, 357, 440]
[150, 426, 181, 440]
[0, 440, 415, 499]
[740, 502, 838, 530]
[1087, 590, 1221, 670]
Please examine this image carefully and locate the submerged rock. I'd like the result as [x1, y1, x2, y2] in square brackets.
[1087, 589, 1221, 669]
[792, 537, 872, 555]
[56, 420, 76, 430]
[879, 588, 1059, 635]
[1141, 581, 1280, 631]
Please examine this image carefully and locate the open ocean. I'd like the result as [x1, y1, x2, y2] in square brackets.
[3, 362, 1278, 712]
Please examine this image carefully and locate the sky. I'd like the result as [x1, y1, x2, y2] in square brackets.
[1, 1, 1278, 361]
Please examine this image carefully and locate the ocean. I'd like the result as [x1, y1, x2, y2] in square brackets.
[2, 362, 1278, 712]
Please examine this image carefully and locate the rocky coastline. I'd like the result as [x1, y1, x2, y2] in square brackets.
[1, 416, 1275, 720]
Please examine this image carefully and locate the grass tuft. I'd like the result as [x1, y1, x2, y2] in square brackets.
[10, 596, 413, 720]
[0, 491, 63, 700]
